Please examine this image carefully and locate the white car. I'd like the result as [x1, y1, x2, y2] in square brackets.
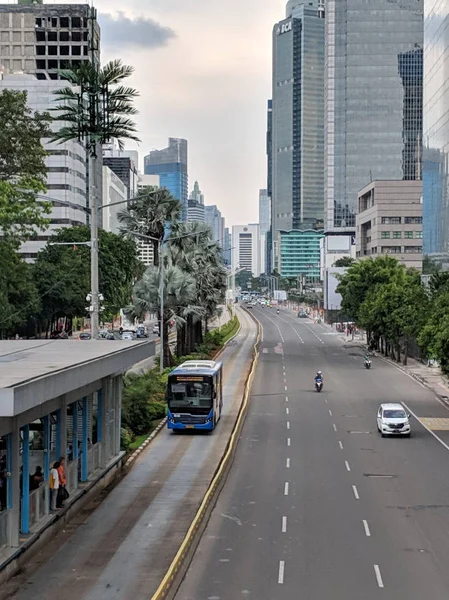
[121, 331, 135, 341]
[377, 403, 411, 437]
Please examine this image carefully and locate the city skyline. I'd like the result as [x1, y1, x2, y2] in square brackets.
[86, 0, 287, 228]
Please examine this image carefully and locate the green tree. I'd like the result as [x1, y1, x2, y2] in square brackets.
[336, 256, 406, 323]
[0, 241, 40, 339]
[0, 89, 51, 241]
[334, 256, 356, 268]
[127, 263, 197, 367]
[117, 186, 181, 266]
[419, 289, 449, 374]
[33, 226, 144, 334]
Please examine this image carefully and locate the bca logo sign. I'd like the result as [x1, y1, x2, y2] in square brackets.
[277, 21, 292, 35]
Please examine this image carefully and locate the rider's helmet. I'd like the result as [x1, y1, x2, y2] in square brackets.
[317, 370, 322, 376]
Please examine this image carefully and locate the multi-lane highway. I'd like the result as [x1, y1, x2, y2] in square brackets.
[176, 306, 449, 599]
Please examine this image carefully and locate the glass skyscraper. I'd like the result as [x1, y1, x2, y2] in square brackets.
[271, 0, 325, 255]
[325, 0, 423, 231]
[144, 138, 188, 220]
[423, 1, 449, 262]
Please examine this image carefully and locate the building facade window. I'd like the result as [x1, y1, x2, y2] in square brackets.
[381, 231, 390, 239]
[392, 231, 402, 239]
[404, 216, 422, 224]
[381, 246, 402, 254]
[381, 217, 402, 225]
[404, 231, 414, 239]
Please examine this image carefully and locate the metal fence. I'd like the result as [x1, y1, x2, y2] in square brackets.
[88, 443, 100, 475]
[0, 509, 8, 549]
[66, 460, 78, 493]
[29, 485, 47, 529]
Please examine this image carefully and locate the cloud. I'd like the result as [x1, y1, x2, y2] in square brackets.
[98, 12, 176, 49]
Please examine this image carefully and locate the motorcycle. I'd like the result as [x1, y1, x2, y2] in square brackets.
[315, 379, 323, 392]
[277, 309, 280, 314]
[364, 359, 371, 370]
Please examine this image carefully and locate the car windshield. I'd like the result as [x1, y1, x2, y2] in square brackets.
[383, 409, 406, 419]
[168, 381, 213, 409]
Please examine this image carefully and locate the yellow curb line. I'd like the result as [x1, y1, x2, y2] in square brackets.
[150, 311, 261, 600]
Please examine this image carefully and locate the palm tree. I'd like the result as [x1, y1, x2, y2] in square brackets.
[127, 263, 198, 367]
[168, 222, 227, 353]
[50, 59, 140, 151]
[117, 186, 181, 266]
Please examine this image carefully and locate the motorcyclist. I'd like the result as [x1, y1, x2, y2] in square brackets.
[314, 370, 323, 383]
[277, 308, 280, 314]
[364, 354, 371, 367]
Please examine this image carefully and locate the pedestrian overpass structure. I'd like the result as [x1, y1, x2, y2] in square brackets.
[0, 339, 155, 562]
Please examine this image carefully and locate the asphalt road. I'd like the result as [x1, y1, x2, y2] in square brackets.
[175, 306, 449, 600]
[3, 307, 256, 600]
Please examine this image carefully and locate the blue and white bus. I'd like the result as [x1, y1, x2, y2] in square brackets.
[166, 360, 223, 431]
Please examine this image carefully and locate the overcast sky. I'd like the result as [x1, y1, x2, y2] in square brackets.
[90, 0, 286, 227]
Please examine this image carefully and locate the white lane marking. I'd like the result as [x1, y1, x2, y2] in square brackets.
[285, 385, 288, 391]
[278, 560, 285, 584]
[329, 409, 333, 417]
[345, 461, 351, 472]
[324, 398, 328, 404]
[283, 378, 286, 383]
[352, 485, 360, 500]
[286, 458, 290, 468]
[403, 402, 449, 453]
[282, 516, 287, 533]
[338, 441, 344, 450]
[374, 565, 384, 588]
[363, 520, 371, 537]
[333, 423, 337, 432]
[284, 482, 289, 496]
[287, 421, 290, 429]
[285, 396, 289, 402]
[287, 438, 291, 446]
[286, 407, 289, 415]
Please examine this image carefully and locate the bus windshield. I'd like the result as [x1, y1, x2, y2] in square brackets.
[168, 379, 213, 410]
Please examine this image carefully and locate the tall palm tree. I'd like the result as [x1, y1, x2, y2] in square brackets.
[50, 59, 140, 151]
[117, 186, 181, 266]
[168, 222, 227, 352]
[127, 263, 198, 367]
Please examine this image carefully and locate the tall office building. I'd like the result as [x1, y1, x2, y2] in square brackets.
[187, 180, 205, 222]
[324, 0, 423, 231]
[223, 227, 231, 266]
[423, 1, 449, 263]
[266, 99, 273, 274]
[271, 0, 325, 247]
[259, 189, 270, 275]
[102, 146, 139, 201]
[231, 224, 261, 277]
[204, 205, 223, 244]
[0, 2, 100, 79]
[144, 138, 188, 220]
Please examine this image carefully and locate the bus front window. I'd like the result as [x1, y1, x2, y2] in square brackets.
[169, 381, 213, 410]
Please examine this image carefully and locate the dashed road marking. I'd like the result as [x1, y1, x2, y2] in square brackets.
[363, 520, 371, 537]
[352, 485, 360, 500]
[374, 565, 384, 588]
[287, 421, 290, 429]
[345, 461, 351, 472]
[329, 409, 333, 417]
[333, 424, 337, 432]
[278, 560, 285, 584]
[286, 458, 290, 468]
[286, 407, 289, 415]
[284, 482, 289, 496]
[282, 516, 287, 533]
[287, 438, 291, 446]
[338, 441, 344, 450]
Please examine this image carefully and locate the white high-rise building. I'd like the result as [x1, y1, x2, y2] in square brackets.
[231, 224, 261, 277]
[102, 166, 127, 235]
[0, 73, 87, 261]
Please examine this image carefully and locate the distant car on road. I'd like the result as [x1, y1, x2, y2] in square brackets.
[121, 331, 135, 341]
[136, 325, 148, 338]
[377, 403, 411, 437]
[79, 332, 91, 340]
[298, 311, 308, 318]
[152, 324, 160, 335]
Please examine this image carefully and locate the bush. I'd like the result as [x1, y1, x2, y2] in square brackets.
[121, 426, 133, 451]
[122, 368, 166, 436]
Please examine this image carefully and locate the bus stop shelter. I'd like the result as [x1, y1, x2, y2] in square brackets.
[0, 339, 154, 554]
